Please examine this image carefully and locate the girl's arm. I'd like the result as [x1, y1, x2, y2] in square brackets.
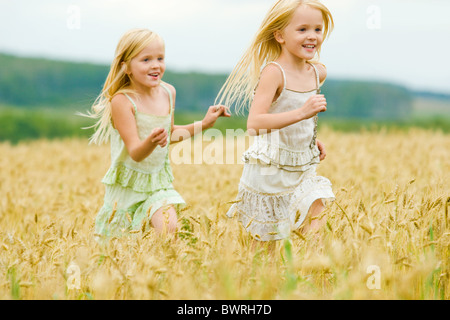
[111, 94, 168, 162]
[167, 84, 230, 143]
[316, 139, 327, 161]
[314, 62, 328, 86]
[247, 64, 327, 136]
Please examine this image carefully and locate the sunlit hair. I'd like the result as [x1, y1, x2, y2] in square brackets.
[83, 28, 165, 145]
[215, 0, 334, 115]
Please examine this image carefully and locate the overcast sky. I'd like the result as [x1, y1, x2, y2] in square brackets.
[1, 0, 449, 93]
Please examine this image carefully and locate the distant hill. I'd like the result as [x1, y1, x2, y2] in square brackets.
[0, 53, 107, 108]
[1, 52, 448, 119]
[0, 53, 226, 112]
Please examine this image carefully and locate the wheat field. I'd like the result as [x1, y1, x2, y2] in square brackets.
[0, 127, 449, 300]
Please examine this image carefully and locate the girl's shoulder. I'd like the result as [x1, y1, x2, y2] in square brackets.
[262, 61, 284, 76]
[161, 81, 176, 98]
[110, 93, 136, 128]
[309, 62, 327, 85]
[111, 93, 135, 114]
[259, 62, 285, 86]
[111, 93, 133, 109]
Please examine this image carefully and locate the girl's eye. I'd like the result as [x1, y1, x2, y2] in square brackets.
[299, 28, 306, 32]
[316, 28, 322, 32]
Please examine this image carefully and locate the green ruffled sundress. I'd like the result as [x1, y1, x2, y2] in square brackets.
[95, 83, 185, 238]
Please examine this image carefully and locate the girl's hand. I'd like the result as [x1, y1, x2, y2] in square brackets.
[316, 139, 327, 161]
[300, 94, 327, 119]
[202, 105, 231, 130]
[149, 127, 168, 148]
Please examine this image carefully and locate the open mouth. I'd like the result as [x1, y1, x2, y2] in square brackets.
[148, 72, 160, 79]
[302, 44, 316, 50]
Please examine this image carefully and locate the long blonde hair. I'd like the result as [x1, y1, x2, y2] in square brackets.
[83, 28, 164, 144]
[215, 0, 334, 115]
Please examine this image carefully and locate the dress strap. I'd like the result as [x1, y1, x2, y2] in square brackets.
[123, 84, 173, 117]
[308, 62, 321, 94]
[123, 93, 138, 114]
[260, 62, 320, 93]
[265, 61, 287, 91]
[253, 61, 287, 96]
[159, 82, 174, 116]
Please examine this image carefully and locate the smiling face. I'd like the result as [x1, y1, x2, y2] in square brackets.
[275, 4, 324, 62]
[126, 39, 166, 91]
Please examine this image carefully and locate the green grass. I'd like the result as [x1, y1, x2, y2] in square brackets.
[0, 106, 94, 143]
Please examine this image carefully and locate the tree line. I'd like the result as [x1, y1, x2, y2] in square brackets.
[1, 52, 415, 119]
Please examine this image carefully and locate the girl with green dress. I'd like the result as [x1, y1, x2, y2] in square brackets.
[86, 28, 229, 238]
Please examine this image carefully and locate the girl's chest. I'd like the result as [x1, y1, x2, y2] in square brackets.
[269, 89, 315, 113]
[283, 68, 318, 93]
[137, 95, 170, 116]
[136, 114, 170, 132]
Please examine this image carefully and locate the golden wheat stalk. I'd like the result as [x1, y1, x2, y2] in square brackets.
[126, 212, 132, 224]
[108, 202, 118, 224]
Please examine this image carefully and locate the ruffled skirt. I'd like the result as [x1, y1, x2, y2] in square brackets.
[95, 171, 185, 239]
[226, 162, 335, 241]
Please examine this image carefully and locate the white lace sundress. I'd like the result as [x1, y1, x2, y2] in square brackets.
[226, 61, 335, 241]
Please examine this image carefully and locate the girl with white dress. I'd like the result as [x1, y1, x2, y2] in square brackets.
[216, 0, 336, 242]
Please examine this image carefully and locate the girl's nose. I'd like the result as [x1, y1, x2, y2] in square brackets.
[150, 62, 159, 69]
[307, 32, 317, 40]
[149, 59, 159, 66]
